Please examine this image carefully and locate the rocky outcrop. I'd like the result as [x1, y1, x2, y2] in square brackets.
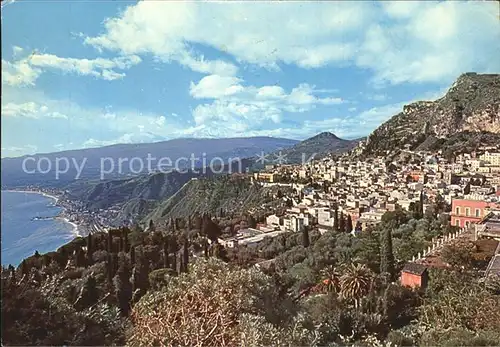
[358, 73, 500, 157]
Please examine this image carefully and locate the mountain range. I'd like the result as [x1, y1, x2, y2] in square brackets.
[0, 137, 298, 188]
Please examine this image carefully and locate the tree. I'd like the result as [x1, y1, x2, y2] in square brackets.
[339, 212, 346, 233]
[163, 236, 170, 268]
[148, 219, 155, 232]
[182, 238, 189, 273]
[107, 231, 113, 254]
[127, 258, 312, 346]
[334, 207, 339, 232]
[302, 226, 310, 248]
[441, 243, 473, 268]
[320, 265, 341, 293]
[464, 181, 471, 195]
[132, 247, 150, 303]
[247, 215, 257, 229]
[113, 253, 132, 316]
[74, 274, 99, 310]
[346, 215, 353, 234]
[340, 263, 374, 308]
[380, 228, 395, 280]
[130, 245, 136, 265]
[86, 233, 93, 266]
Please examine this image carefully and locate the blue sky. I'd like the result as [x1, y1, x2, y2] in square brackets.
[2, 0, 499, 157]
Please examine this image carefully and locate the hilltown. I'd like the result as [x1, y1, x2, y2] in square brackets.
[224, 145, 500, 287]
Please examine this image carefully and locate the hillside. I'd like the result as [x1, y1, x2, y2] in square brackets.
[1, 136, 298, 188]
[144, 175, 292, 223]
[356, 73, 500, 158]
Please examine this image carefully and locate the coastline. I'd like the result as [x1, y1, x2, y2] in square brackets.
[2, 189, 82, 238]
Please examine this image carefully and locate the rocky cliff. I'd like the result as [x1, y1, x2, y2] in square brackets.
[357, 73, 500, 158]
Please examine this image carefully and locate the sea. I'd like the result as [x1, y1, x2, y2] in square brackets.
[1, 191, 78, 266]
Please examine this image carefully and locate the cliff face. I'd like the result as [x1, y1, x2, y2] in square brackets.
[359, 73, 500, 157]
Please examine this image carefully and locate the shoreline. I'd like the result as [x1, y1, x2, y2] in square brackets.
[2, 189, 82, 238]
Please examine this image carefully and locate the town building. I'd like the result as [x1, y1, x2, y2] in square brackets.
[400, 263, 429, 289]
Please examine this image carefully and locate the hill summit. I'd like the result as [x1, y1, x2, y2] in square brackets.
[357, 73, 500, 158]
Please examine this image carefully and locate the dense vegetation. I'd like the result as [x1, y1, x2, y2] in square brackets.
[2, 204, 499, 346]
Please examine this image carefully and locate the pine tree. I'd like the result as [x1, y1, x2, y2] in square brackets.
[339, 212, 345, 233]
[113, 253, 132, 316]
[302, 226, 310, 248]
[346, 215, 353, 234]
[380, 228, 395, 280]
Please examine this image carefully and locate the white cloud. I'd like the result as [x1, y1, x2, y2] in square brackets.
[83, 1, 498, 85]
[2, 101, 69, 119]
[2, 52, 141, 86]
[2, 102, 44, 118]
[2, 59, 42, 86]
[187, 75, 344, 136]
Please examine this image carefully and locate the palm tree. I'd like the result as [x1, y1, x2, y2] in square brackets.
[320, 265, 341, 294]
[340, 263, 374, 308]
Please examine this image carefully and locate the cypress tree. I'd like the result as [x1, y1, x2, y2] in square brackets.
[339, 212, 345, 233]
[380, 228, 395, 280]
[302, 226, 310, 248]
[86, 233, 93, 266]
[75, 248, 86, 268]
[107, 231, 113, 253]
[163, 236, 170, 268]
[123, 228, 129, 253]
[130, 245, 136, 265]
[20, 260, 28, 276]
[203, 238, 209, 258]
[334, 206, 339, 231]
[132, 247, 150, 303]
[346, 215, 353, 234]
[75, 274, 99, 310]
[113, 253, 132, 316]
[247, 215, 257, 229]
[106, 253, 113, 284]
[148, 219, 156, 232]
[464, 181, 471, 195]
[8, 265, 16, 283]
[182, 239, 189, 273]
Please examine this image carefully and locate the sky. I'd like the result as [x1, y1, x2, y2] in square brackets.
[1, 0, 499, 158]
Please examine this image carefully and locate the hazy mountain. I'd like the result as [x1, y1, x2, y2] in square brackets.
[1, 137, 298, 188]
[252, 132, 360, 167]
[355, 73, 500, 158]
